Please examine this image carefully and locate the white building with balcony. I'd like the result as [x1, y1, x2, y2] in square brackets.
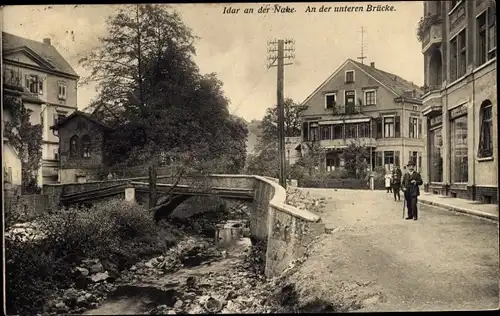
[2, 32, 79, 187]
[300, 58, 425, 174]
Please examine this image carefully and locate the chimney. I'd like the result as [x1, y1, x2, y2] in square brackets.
[43, 38, 51, 45]
[370, 62, 375, 68]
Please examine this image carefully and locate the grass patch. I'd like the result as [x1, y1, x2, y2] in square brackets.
[5, 200, 177, 316]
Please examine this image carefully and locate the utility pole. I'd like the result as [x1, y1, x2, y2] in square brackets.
[357, 26, 367, 64]
[267, 38, 295, 188]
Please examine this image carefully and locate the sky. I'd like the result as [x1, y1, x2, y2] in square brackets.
[3, 2, 424, 121]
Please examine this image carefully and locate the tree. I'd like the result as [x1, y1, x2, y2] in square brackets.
[259, 98, 305, 144]
[245, 142, 280, 178]
[3, 95, 43, 193]
[294, 140, 325, 176]
[340, 141, 370, 178]
[80, 4, 247, 207]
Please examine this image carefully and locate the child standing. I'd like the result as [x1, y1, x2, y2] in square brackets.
[384, 172, 393, 193]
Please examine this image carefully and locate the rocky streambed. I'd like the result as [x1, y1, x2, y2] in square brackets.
[37, 219, 280, 315]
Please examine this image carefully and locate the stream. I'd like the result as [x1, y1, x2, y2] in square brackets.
[83, 221, 274, 315]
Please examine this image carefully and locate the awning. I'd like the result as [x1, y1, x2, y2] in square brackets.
[318, 120, 343, 125]
[344, 118, 371, 123]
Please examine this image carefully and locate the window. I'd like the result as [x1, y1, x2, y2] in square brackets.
[450, 115, 468, 183]
[364, 90, 376, 105]
[320, 126, 331, 140]
[487, 8, 496, 59]
[345, 124, 357, 139]
[4, 166, 13, 183]
[345, 70, 355, 83]
[310, 125, 319, 141]
[54, 111, 67, 125]
[478, 8, 497, 65]
[70, 135, 79, 157]
[358, 122, 370, 138]
[477, 12, 487, 66]
[410, 151, 419, 170]
[326, 153, 338, 172]
[383, 116, 394, 138]
[458, 29, 466, 78]
[429, 126, 444, 182]
[81, 135, 91, 158]
[58, 82, 67, 100]
[333, 125, 343, 139]
[409, 117, 419, 138]
[25, 74, 40, 94]
[450, 36, 458, 81]
[383, 151, 395, 171]
[478, 100, 493, 158]
[325, 93, 336, 109]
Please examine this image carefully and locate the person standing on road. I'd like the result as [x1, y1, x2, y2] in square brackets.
[384, 171, 393, 193]
[402, 161, 423, 220]
[391, 166, 402, 201]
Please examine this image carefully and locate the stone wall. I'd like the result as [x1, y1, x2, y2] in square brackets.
[43, 174, 325, 277]
[252, 175, 325, 278]
[4, 194, 48, 224]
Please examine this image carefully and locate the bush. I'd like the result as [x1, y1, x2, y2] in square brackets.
[5, 199, 171, 316]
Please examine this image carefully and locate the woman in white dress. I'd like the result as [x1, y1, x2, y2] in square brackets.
[384, 171, 393, 193]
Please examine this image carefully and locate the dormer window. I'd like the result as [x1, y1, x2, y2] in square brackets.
[325, 93, 337, 109]
[345, 70, 355, 83]
[58, 81, 67, 100]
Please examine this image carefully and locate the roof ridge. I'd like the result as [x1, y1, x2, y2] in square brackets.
[2, 31, 79, 78]
[351, 59, 422, 91]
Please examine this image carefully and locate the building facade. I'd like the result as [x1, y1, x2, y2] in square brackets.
[420, 0, 497, 204]
[51, 111, 112, 184]
[300, 59, 425, 174]
[2, 32, 80, 186]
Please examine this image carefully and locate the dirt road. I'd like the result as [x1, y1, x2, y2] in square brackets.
[292, 188, 499, 312]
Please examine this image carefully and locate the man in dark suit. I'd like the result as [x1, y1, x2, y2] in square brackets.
[402, 160, 423, 220]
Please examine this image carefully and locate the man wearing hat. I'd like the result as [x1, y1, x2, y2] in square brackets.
[402, 160, 423, 220]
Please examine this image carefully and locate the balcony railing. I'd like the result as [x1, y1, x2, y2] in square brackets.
[2, 65, 23, 92]
[417, 13, 443, 50]
[318, 137, 377, 148]
[422, 84, 442, 94]
[328, 104, 361, 115]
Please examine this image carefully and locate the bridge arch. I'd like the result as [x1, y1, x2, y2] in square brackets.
[43, 174, 325, 278]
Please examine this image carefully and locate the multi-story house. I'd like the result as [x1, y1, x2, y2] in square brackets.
[2, 32, 80, 186]
[300, 58, 425, 174]
[419, 0, 497, 204]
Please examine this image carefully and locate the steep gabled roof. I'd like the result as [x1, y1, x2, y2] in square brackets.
[2, 32, 79, 78]
[301, 58, 423, 105]
[349, 59, 423, 97]
[50, 110, 113, 131]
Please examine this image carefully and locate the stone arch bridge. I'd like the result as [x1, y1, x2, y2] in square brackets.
[43, 174, 325, 277]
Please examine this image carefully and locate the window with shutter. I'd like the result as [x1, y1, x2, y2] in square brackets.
[375, 152, 383, 167]
[302, 122, 309, 141]
[418, 118, 422, 137]
[376, 117, 382, 138]
[418, 152, 422, 171]
[395, 151, 400, 167]
[394, 116, 401, 138]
